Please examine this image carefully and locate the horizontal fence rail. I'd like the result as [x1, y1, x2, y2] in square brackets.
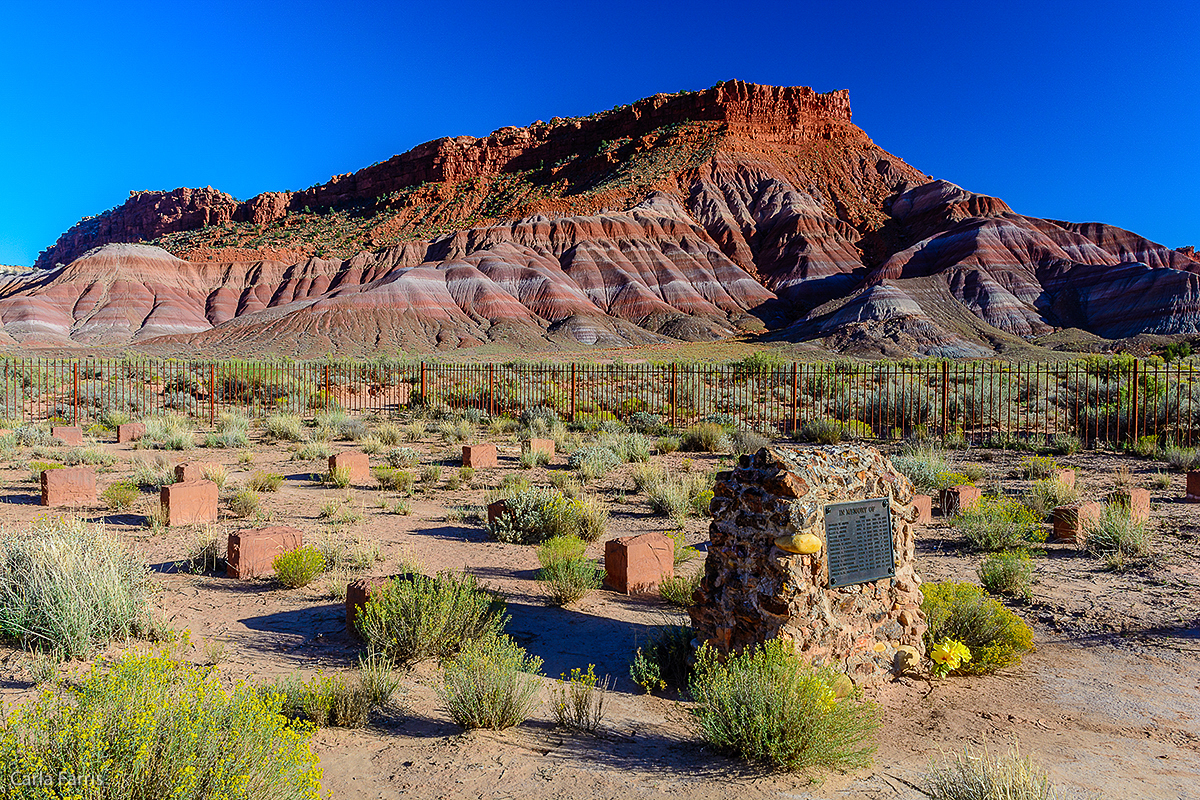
[0, 357, 1193, 447]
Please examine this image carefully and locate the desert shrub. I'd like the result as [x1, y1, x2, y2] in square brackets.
[1085, 503, 1152, 567]
[327, 464, 353, 488]
[1152, 470, 1171, 489]
[420, 464, 442, 485]
[229, 488, 261, 517]
[206, 412, 251, 448]
[921, 581, 1034, 674]
[375, 422, 403, 446]
[925, 742, 1061, 800]
[1020, 477, 1078, 519]
[1162, 444, 1200, 472]
[1018, 455, 1058, 479]
[659, 566, 702, 607]
[568, 445, 621, 481]
[62, 445, 117, 466]
[318, 495, 363, 525]
[519, 405, 562, 431]
[248, 470, 284, 492]
[730, 427, 771, 456]
[689, 639, 880, 773]
[978, 550, 1034, 600]
[358, 435, 383, 455]
[575, 494, 608, 542]
[374, 466, 415, 493]
[1131, 434, 1159, 458]
[13, 424, 52, 447]
[356, 571, 507, 665]
[680, 422, 729, 453]
[518, 448, 548, 469]
[599, 431, 652, 463]
[668, 529, 702, 563]
[274, 547, 327, 588]
[0, 650, 321, 799]
[488, 486, 597, 544]
[437, 632, 542, 730]
[656, 435, 681, 453]
[891, 443, 952, 492]
[629, 620, 694, 693]
[535, 540, 602, 605]
[202, 462, 229, 489]
[626, 411, 666, 435]
[953, 497, 1042, 551]
[294, 441, 332, 461]
[132, 455, 175, 489]
[799, 417, 843, 445]
[27, 460, 62, 482]
[635, 463, 714, 525]
[536, 535, 587, 565]
[551, 664, 611, 734]
[0, 518, 151, 657]
[265, 413, 307, 442]
[98, 408, 133, 428]
[1046, 433, 1081, 456]
[141, 415, 195, 450]
[266, 652, 400, 729]
[102, 480, 139, 510]
[384, 446, 420, 468]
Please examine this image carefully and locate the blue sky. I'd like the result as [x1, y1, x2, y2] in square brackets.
[1, 0, 1196, 265]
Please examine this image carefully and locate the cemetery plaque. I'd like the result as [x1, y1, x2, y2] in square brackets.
[824, 497, 895, 588]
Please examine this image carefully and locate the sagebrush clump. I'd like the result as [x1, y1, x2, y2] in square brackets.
[357, 571, 507, 665]
[0, 518, 151, 658]
[689, 639, 880, 773]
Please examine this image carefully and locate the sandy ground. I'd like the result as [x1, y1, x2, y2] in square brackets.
[0, 429, 1196, 800]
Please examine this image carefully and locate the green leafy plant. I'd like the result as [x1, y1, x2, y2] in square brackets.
[689, 639, 880, 773]
[0, 650, 322, 799]
[248, 470, 284, 492]
[264, 652, 401, 728]
[629, 620, 694, 694]
[978, 550, 1034, 600]
[921, 581, 1034, 674]
[229, 488, 260, 517]
[953, 497, 1042, 551]
[437, 633, 543, 730]
[680, 422, 729, 453]
[1085, 503, 1152, 569]
[273, 547, 327, 588]
[551, 664, 611, 734]
[0, 518, 151, 658]
[356, 571, 507, 665]
[658, 566, 702, 607]
[101, 480, 139, 510]
[1018, 456, 1058, 479]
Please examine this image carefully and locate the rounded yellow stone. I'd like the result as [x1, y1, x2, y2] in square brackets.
[774, 532, 823, 554]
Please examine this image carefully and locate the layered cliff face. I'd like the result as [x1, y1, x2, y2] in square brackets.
[12, 80, 1198, 357]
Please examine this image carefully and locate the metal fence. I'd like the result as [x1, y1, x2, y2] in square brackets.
[1, 357, 1195, 446]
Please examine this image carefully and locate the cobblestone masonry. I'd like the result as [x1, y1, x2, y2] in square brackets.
[690, 445, 927, 686]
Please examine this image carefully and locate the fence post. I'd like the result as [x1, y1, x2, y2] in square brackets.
[570, 363, 576, 422]
[489, 364, 496, 416]
[941, 360, 949, 438]
[73, 363, 79, 425]
[420, 362, 427, 405]
[209, 364, 216, 425]
[670, 363, 677, 429]
[1130, 358, 1140, 443]
[791, 363, 798, 434]
[323, 365, 330, 413]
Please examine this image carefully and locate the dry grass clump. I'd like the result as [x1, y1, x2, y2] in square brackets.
[925, 742, 1061, 800]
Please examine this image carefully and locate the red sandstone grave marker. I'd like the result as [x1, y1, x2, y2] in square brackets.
[51, 426, 83, 446]
[41, 466, 95, 507]
[605, 532, 673, 594]
[329, 451, 371, 483]
[463, 443, 498, 469]
[227, 526, 303, 579]
[161, 480, 218, 526]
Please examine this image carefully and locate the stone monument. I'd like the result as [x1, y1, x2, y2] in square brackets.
[690, 444, 927, 685]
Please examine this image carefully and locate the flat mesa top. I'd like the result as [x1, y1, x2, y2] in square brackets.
[824, 497, 895, 589]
